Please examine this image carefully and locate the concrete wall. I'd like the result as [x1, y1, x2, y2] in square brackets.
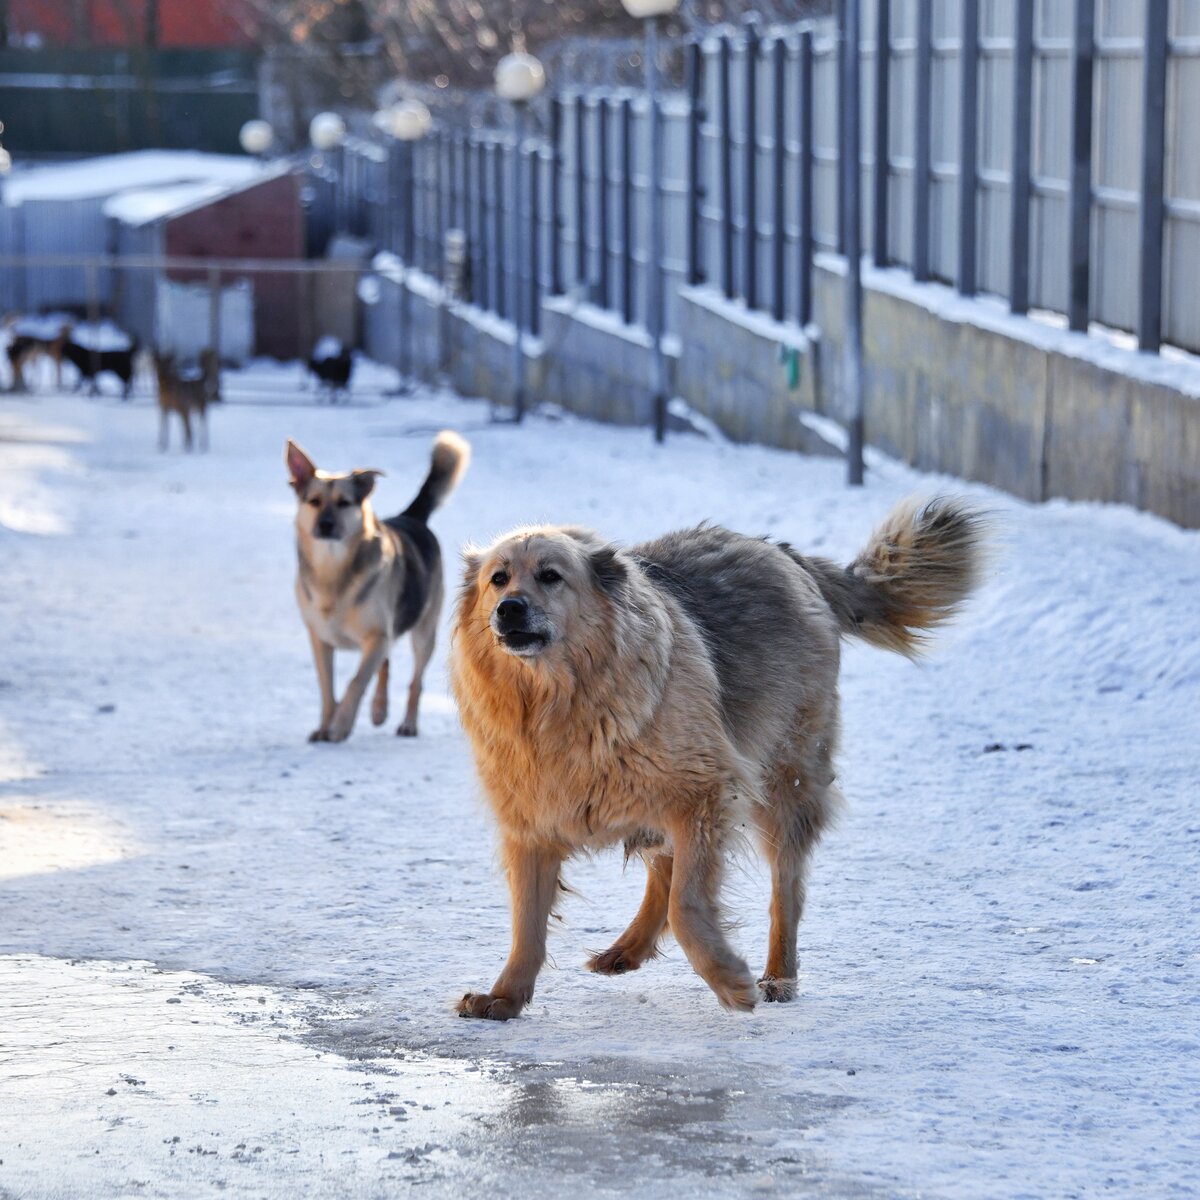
[366, 266, 1199, 530]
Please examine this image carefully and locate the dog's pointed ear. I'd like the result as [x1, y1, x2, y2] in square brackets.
[590, 546, 628, 595]
[351, 469, 385, 503]
[285, 440, 316, 492]
[460, 546, 483, 586]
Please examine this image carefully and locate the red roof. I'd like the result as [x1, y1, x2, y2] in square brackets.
[8, 0, 258, 48]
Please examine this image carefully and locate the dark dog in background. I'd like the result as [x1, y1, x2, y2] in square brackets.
[63, 336, 139, 399]
[308, 338, 353, 403]
[154, 349, 221, 451]
[286, 431, 470, 743]
[451, 498, 986, 1019]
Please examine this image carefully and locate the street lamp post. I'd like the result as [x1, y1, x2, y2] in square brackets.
[309, 111, 347, 238]
[622, 0, 680, 443]
[495, 52, 546, 423]
[376, 100, 432, 392]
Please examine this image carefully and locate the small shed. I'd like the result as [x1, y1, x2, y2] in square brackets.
[106, 167, 306, 360]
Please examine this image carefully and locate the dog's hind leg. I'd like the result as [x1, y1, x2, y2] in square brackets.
[181, 409, 193, 452]
[397, 603, 437, 737]
[756, 756, 836, 1003]
[666, 805, 756, 1011]
[588, 852, 673, 975]
[458, 837, 564, 1021]
[371, 658, 389, 726]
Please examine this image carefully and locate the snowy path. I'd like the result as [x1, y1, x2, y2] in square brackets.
[1, 374, 1197, 1199]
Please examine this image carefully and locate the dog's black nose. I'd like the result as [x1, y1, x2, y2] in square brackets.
[316, 514, 337, 536]
[495, 596, 529, 630]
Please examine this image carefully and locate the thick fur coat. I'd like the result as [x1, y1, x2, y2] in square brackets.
[450, 498, 985, 1018]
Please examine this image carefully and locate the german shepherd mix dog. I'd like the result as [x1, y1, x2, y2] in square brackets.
[451, 498, 985, 1018]
[286, 432, 470, 743]
[154, 349, 220, 451]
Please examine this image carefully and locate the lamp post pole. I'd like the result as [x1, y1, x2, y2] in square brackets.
[622, 0, 680, 443]
[376, 100, 432, 393]
[495, 52, 547, 424]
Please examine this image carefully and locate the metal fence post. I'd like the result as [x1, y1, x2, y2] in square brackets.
[598, 96, 612, 310]
[646, 16, 668, 443]
[575, 95, 588, 289]
[1068, 0, 1095, 333]
[686, 39, 705, 287]
[771, 36, 787, 322]
[873, 0, 891, 267]
[493, 140, 507, 318]
[744, 17, 760, 311]
[913, 0, 933, 281]
[206, 264, 221, 363]
[550, 97, 564, 296]
[843, 0, 865, 486]
[719, 33, 735, 300]
[958, 0, 979, 295]
[1010, 0, 1034, 315]
[621, 95, 635, 323]
[1138, 0, 1169, 352]
[799, 28, 815, 325]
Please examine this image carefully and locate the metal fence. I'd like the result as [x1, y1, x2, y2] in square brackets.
[326, 0, 1199, 359]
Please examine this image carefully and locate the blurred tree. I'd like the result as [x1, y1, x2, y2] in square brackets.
[245, 0, 831, 90]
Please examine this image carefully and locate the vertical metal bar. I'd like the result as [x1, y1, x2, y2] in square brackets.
[771, 36, 787, 321]
[686, 39, 705, 286]
[1010, 0, 1034, 314]
[550, 97, 564, 295]
[530, 142, 542, 336]
[1067, 0, 1095, 333]
[647, 16, 668, 443]
[958, 0, 979, 295]
[401, 141, 415, 384]
[744, 18, 760, 310]
[85, 261, 101, 385]
[206, 264, 220, 361]
[1138, 0, 1169, 352]
[511, 107, 527, 420]
[494, 140, 507, 319]
[621, 95, 635, 323]
[913, 0, 933, 281]
[575, 95, 588, 288]
[836, 0, 846, 253]
[598, 96, 611, 310]
[799, 28, 815, 325]
[719, 33, 735, 300]
[843, 0, 865, 486]
[873, 0, 891, 266]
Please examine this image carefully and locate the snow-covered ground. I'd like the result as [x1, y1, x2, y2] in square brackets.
[1, 366, 1197, 1199]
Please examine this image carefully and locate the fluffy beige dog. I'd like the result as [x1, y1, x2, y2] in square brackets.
[450, 498, 985, 1018]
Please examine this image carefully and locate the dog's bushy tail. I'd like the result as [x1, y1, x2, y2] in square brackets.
[793, 496, 986, 658]
[401, 430, 471, 524]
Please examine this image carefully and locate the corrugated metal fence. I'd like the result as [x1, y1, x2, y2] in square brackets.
[329, 0, 1199, 358]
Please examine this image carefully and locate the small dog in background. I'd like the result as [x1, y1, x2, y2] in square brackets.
[154, 349, 220, 452]
[451, 498, 985, 1020]
[286, 431, 470, 743]
[308, 337, 353, 403]
[4, 318, 72, 392]
[64, 336, 139, 399]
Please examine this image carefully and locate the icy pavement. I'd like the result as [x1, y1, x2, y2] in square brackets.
[1, 372, 1198, 1198]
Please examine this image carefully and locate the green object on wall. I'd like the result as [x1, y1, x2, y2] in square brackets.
[778, 343, 802, 391]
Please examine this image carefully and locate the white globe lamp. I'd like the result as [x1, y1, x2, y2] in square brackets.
[238, 119, 274, 156]
[494, 53, 546, 104]
[309, 111, 346, 152]
[376, 99, 432, 142]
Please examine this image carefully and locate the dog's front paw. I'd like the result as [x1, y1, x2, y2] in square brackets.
[456, 991, 523, 1021]
[395, 720, 418, 738]
[308, 728, 329, 743]
[714, 972, 758, 1013]
[587, 946, 643, 975]
[757, 975, 797, 1003]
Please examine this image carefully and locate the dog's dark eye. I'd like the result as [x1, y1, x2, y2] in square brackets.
[307, 497, 321, 508]
[537, 568, 563, 586]
[335, 498, 352, 508]
[490, 570, 509, 588]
